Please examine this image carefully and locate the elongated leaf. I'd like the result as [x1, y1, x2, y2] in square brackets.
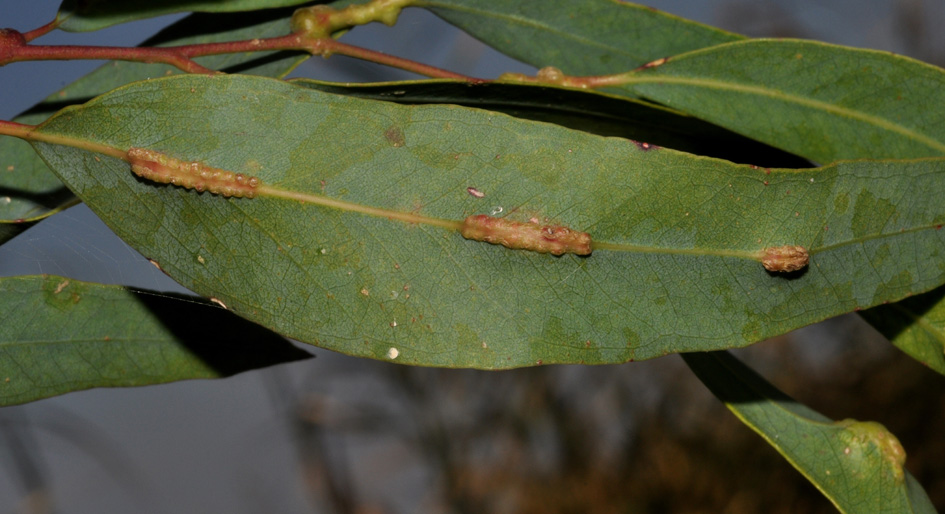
[683, 352, 936, 513]
[615, 39, 945, 164]
[57, 0, 311, 32]
[860, 288, 945, 375]
[0, 7, 309, 243]
[29, 75, 945, 368]
[416, 0, 743, 74]
[0, 275, 311, 406]
[293, 79, 811, 167]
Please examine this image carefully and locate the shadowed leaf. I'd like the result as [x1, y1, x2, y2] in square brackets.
[0, 275, 311, 406]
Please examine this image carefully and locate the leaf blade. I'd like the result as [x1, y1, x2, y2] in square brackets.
[683, 351, 937, 514]
[615, 39, 945, 163]
[29, 74, 945, 368]
[0, 275, 311, 406]
[417, 0, 743, 74]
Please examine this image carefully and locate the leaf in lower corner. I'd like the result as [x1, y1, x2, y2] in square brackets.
[683, 352, 936, 514]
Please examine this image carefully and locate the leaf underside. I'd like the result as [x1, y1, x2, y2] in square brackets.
[30, 74, 945, 369]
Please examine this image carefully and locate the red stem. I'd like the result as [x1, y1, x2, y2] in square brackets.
[1, 29, 483, 80]
[22, 19, 60, 42]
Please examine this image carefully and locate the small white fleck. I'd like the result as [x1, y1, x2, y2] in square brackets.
[809, 178, 815, 183]
[390, 320, 398, 327]
[387, 347, 399, 359]
[320, 248, 328, 255]
[481, 341, 488, 349]
[490, 206, 504, 215]
[210, 297, 228, 309]
[466, 187, 485, 198]
[197, 255, 205, 264]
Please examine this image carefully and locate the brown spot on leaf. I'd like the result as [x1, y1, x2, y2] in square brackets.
[384, 125, 405, 147]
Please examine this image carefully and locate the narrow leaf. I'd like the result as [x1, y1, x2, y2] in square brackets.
[29, 75, 945, 368]
[416, 0, 743, 74]
[0, 7, 309, 243]
[0, 275, 311, 406]
[56, 0, 311, 32]
[683, 352, 936, 513]
[616, 39, 945, 164]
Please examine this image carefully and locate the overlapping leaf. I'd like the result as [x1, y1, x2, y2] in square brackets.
[28, 74, 945, 368]
[0, 7, 309, 243]
[0, 275, 311, 406]
[684, 352, 936, 514]
[614, 39, 945, 164]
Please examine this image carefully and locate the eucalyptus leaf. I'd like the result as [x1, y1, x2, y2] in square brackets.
[0, 7, 310, 243]
[416, 0, 743, 74]
[29, 74, 945, 368]
[56, 0, 312, 32]
[683, 352, 937, 514]
[615, 38, 945, 164]
[0, 275, 311, 406]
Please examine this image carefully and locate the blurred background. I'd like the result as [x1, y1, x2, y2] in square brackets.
[1, 1, 944, 512]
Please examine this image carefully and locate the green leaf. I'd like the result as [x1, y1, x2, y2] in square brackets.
[683, 352, 936, 513]
[416, 0, 743, 74]
[0, 275, 311, 406]
[292, 79, 811, 167]
[860, 288, 945, 376]
[0, 7, 309, 244]
[614, 39, 945, 164]
[57, 0, 312, 32]
[29, 74, 945, 368]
